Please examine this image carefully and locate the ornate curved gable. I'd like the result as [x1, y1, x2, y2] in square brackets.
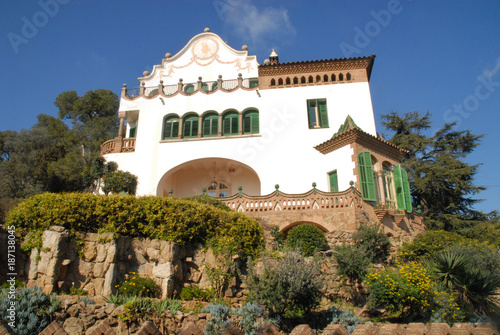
[139, 31, 259, 87]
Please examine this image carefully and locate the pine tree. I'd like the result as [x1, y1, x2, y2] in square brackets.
[381, 111, 493, 231]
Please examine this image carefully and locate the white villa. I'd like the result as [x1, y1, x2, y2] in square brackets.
[101, 28, 415, 220]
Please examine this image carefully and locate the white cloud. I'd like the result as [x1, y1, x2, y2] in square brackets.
[481, 56, 500, 79]
[214, 0, 296, 51]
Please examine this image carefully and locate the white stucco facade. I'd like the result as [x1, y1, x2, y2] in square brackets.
[103, 31, 379, 198]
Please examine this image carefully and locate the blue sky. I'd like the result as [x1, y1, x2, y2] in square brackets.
[1, 0, 499, 213]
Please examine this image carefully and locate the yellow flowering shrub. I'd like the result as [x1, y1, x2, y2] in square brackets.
[365, 262, 434, 316]
[115, 272, 160, 298]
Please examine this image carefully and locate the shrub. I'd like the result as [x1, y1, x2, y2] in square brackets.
[7, 193, 264, 258]
[285, 224, 329, 256]
[203, 303, 231, 335]
[0, 286, 60, 335]
[329, 306, 364, 334]
[364, 262, 434, 317]
[115, 272, 160, 298]
[333, 243, 371, 283]
[179, 286, 214, 301]
[246, 250, 323, 317]
[429, 289, 466, 324]
[352, 223, 390, 263]
[102, 170, 137, 195]
[183, 195, 229, 210]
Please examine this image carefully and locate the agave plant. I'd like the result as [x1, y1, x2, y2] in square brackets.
[430, 251, 500, 315]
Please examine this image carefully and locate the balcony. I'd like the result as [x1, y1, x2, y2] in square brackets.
[100, 137, 136, 156]
[121, 75, 259, 100]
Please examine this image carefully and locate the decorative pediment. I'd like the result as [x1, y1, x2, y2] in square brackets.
[139, 31, 259, 86]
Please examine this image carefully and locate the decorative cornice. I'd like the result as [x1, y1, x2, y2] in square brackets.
[258, 55, 375, 80]
[314, 119, 407, 161]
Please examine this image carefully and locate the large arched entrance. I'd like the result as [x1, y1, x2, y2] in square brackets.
[156, 158, 261, 198]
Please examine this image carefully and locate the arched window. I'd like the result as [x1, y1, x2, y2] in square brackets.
[308, 76, 313, 83]
[162, 115, 179, 139]
[207, 180, 231, 198]
[301, 76, 306, 84]
[316, 75, 321, 82]
[293, 77, 298, 84]
[202, 112, 219, 137]
[383, 163, 396, 208]
[346, 73, 351, 80]
[243, 110, 259, 134]
[331, 74, 336, 81]
[201, 82, 209, 92]
[211, 82, 218, 91]
[184, 84, 195, 94]
[270, 78, 276, 86]
[222, 111, 239, 135]
[183, 114, 199, 138]
[339, 73, 344, 81]
[286, 77, 291, 85]
[278, 78, 284, 86]
[323, 74, 329, 82]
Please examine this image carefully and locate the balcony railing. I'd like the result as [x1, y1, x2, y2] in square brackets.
[221, 185, 363, 213]
[100, 137, 136, 156]
[121, 75, 258, 100]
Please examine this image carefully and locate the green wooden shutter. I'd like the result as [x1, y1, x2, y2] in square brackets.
[211, 117, 218, 135]
[318, 100, 329, 128]
[307, 100, 315, 128]
[329, 171, 338, 192]
[358, 151, 376, 201]
[203, 118, 211, 136]
[251, 112, 259, 133]
[393, 165, 406, 210]
[402, 168, 412, 212]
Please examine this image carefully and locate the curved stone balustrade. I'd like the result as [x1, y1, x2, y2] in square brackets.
[100, 137, 136, 156]
[121, 75, 259, 100]
[222, 187, 363, 213]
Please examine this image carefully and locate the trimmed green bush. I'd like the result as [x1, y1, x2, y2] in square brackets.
[7, 193, 264, 258]
[285, 224, 329, 256]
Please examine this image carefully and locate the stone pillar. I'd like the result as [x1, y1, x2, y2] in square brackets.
[377, 171, 386, 204]
[237, 73, 243, 87]
[218, 113, 223, 136]
[121, 84, 127, 98]
[238, 112, 243, 135]
[178, 118, 183, 139]
[118, 117, 125, 138]
[139, 82, 145, 96]
[198, 115, 203, 137]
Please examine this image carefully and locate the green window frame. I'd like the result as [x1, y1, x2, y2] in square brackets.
[222, 112, 239, 135]
[162, 115, 179, 139]
[184, 84, 195, 94]
[249, 78, 259, 88]
[328, 170, 339, 192]
[393, 164, 413, 212]
[183, 115, 199, 138]
[202, 113, 219, 137]
[307, 99, 329, 128]
[243, 110, 259, 134]
[357, 151, 376, 201]
[129, 126, 137, 138]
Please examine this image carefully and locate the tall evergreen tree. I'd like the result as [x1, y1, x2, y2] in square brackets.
[381, 111, 493, 231]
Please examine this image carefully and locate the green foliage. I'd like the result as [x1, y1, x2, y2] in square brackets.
[246, 251, 323, 317]
[205, 265, 231, 299]
[78, 297, 95, 305]
[398, 230, 491, 262]
[203, 302, 276, 335]
[382, 111, 491, 231]
[180, 286, 214, 302]
[183, 195, 229, 210]
[329, 306, 364, 334]
[429, 251, 500, 315]
[1, 280, 24, 290]
[285, 224, 329, 256]
[116, 272, 160, 298]
[7, 193, 264, 258]
[333, 243, 371, 283]
[70, 282, 88, 296]
[352, 224, 391, 264]
[0, 286, 60, 335]
[102, 170, 137, 195]
[429, 289, 466, 324]
[334, 223, 390, 283]
[203, 304, 231, 335]
[365, 262, 434, 316]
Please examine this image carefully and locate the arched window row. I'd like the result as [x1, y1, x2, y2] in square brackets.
[162, 110, 260, 140]
[269, 72, 352, 87]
